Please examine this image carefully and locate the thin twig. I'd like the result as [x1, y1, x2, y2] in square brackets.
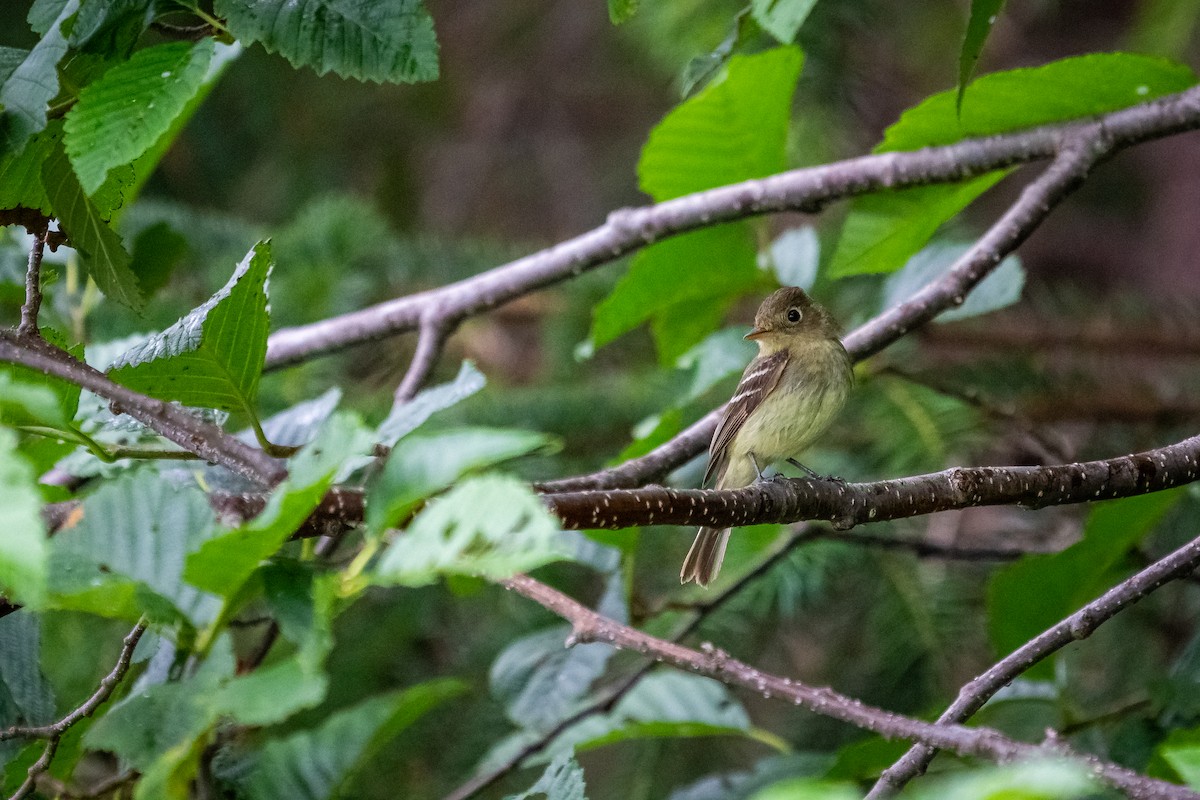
[503, 574, 1196, 800]
[823, 530, 1047, 562]
[264, 85, 1200, 370]
[19, 229, 47, 336]
[443, 527, 820, 800]
[0, 331, 285, 487]
[867, 529, 1200, 798]
[3, 622, 146, 800]
[394, 315, 453, 403]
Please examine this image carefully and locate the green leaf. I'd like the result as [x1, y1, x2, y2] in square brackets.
[765, 226, 820, 289]
[905, 759, 1095, 800]
[607, 0, 639, 24]
[0, 430, 47, 607]
[108, 241, 272, 412]
[1162, 745, 1200, 790]
[958, 0, 1006, 110]
[186, 414, 366, 597]
[70, 0, 154, 50]
[64, 40, 216, 195]
[0, 328, 83, 431]
[888, 53, 1196, 152]
[41, 141, 142, 308]
[490, 626, 614, 733]
[0, 604, 55, 726]
[0, 123, 59, 215]
[505, 753, 588, 800]
[215, 0, 439, 84]
[751, 0, 818, 43]
[638, 46, 801, 201]
[827, 172, 1008, 278]
[676, 326, 756, 405]
[129, 221, 188, 298]
[373, 474, 568, 587]
[48, 471, 221, 626]
[376, 360, 486, 446]
[829, 53, 1197, 278]
[368, 427, 558, 534]
[246, 680, 465, 800]
[987, 491, 1184, 678]
[881, 242, 1024, 321]
[589, 223, 759, 351]
[0, 0, 78, 155]
[0, 49, 25, 87]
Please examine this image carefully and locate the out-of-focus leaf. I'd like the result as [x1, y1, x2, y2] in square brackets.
[829, 54, 1197, 277]
[677, 327, 755, 404]
[905, 759, 1095, 800]
[374, 475, 569, 587]
[0, 607, 55, 726]
[49, 471, 221, 626]
[987, 491, 1184, 678]
[64, 40, 216, 194]
[490, 626, 614, 732]
[376, 360, 486, 446]
[505, 753, 588, 800]
[368, 427, 557, 534]
[608, 0, 639, 24]
[958, 0, 1006, 110]
[257, 388, 343, 447]
[246, 681, 465, 800]
[881, 242, 1024, 321]
[215, 0, 439, 83]
[69, 0, 155, 50]
[186, 414, 367, 598]
[0, 123, 58, 214]
[1162, 745, 1200, 789]
[751, 0, 818, 43]
[41, 143, 142, 308]
[748, 778, 859, 800]
[0, 0, 77, 155]
[0, 373, 67, 429]
[128, 221, 188, 299]
[108, 241, 271, 411]
[0, 430, 47, 607]
[765, 226, 820, 289]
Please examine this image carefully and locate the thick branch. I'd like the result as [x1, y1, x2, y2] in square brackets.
[0, 331, 285, 487]
[867, 528, 1200, 797]
[503, 574, 1196, 800]
[543, 434, 1200, 531]
[264, 84, 1200, 370]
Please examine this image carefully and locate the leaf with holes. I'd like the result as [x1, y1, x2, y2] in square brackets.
[108, 241, 272, 414]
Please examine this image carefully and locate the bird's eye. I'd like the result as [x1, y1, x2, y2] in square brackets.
[786, 307, 802, 323]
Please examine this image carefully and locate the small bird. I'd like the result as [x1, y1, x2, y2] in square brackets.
[680, 287, 852, 586]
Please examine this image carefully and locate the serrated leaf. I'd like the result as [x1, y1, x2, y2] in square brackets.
[374, 474, 568, 587]
[0, 430, 47, 607]
[881, 241, 1024, 321]
[368, 427, 558, 535]
[215, 0, 439, 83]
[108, 241, 272, 412]
[829, 54, 1197, 278]
[41, 141, 142, 308]
[186, 414, 366, 597]
[638, 46, 801, 201]
[64, 40, 216, 195]
[987, 491, 1184, 678]
[0, 0, 77, 155]
[958, 0, 1006, 110]
[376, 360, 486, 446]
[490, 626, 614, 732]
[751, 0, 818, 43]
[48, 471, 222, 625]
[608, 0, 638, 24]
[70, 0, 154, 50]
[505, 753, 588, 800]
[246, 680, 465, 800]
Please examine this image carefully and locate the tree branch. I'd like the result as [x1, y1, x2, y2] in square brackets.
[394, 314, 453, 403]
[0, 331, 285, 487]
[18, 229, 47, 336]
[502, 574, 1197, 800]
[866, 527, 1200, 798]
[264, 85, 1200, 370]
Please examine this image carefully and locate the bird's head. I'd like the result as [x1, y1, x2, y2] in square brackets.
[744, 287, 841, 351]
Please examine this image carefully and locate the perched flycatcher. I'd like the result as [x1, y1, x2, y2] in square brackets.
[680, 287, 852, 586]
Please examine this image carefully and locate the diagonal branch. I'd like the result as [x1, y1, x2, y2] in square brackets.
[264, 85, 1200, 370]
[502, 573, 1198, 800]
[394, 314, 454, 403]
[0, 331, 285, 487]
[866, 528, 1200, 798]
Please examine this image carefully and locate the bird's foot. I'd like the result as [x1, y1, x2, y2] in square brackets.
[786, 458, 845, 483]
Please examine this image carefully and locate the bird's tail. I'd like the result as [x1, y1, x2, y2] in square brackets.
[680, 526, 731, 587]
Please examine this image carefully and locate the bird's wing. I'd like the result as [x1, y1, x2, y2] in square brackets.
[703, 348, 790, 486]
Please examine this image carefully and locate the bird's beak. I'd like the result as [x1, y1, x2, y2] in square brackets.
[744, 327, 769, 341]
